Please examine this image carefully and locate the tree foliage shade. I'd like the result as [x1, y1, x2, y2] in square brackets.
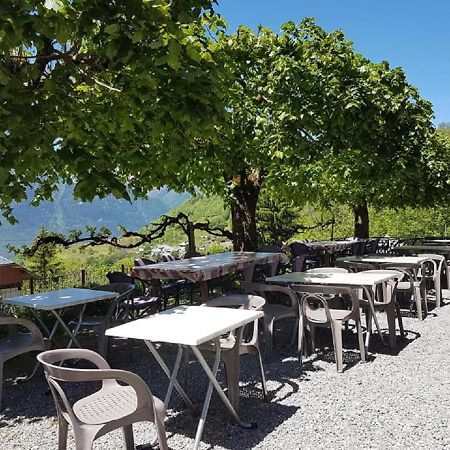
[0, 0, 226, 222]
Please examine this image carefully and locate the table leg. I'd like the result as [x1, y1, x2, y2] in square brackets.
[199, 281, 209, 304]
[50, 308, 84, 349]
[65, 304, 87, 348]
[144, 341, 196, 413]
[242, 263, 256, 282]
[191, 343, 255, 430]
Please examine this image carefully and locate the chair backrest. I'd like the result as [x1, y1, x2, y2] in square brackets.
[345, 261, 376, 272]
[93, 283, 135, 321]
[37, 348, 153, 427]
[417, 254, 444, 277]
[106, 271, 135, 284]
[203, 294, 265, 346]
[358, 270, 401, 303]
[306, 267, 348, 274]
[290, 242, 310, 257]
[239, 281, 298, 312]
[204, 294, 265, 311]
[291, 284, 359, 324]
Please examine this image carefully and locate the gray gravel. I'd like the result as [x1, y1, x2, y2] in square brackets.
[1, 293, 450, 450]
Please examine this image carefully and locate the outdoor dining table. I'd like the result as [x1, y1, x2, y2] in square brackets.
[306, 240, 356, 265]
[3, 288, 118, 349]
[393, 244, 450, 256]
[266, 271, 398, 347]
[132, 251, 286, 303]
[335, 254, 431, 267]
[106, 305, 263, 450]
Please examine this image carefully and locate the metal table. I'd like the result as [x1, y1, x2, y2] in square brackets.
[106, 305, 263, 450]
[4, 288, 117, 349]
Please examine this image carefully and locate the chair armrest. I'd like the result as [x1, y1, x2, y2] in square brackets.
[0, 316, 44, 342]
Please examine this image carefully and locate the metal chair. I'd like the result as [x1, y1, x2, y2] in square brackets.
[240, 281, 300, 360]
[37, 348, 167, 450]
[69, 283, 134, 358]
[291, 285, 366, 372]
[199, 294, 268, 410]
[0, 315, 46, 409]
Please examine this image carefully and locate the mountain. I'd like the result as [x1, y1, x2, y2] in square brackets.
[0, 185, 189, 252]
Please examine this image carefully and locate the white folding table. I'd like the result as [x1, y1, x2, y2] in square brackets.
[106, 305, 263, 450]
[4, 288, 117, 348]
[266, 271, 398, 347]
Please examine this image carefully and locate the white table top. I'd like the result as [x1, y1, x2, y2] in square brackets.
[106, 305, 264, 346]
[266, 271, 396, 288]
[3, 288, 117, 310]
[336, 255, 430, 265]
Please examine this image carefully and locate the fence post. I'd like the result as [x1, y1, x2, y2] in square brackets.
[81, 269, 86, 286]
[29, 278, 34, 294]
[121, 264, 125, 273]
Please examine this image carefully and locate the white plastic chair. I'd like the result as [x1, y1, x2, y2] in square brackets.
[0, 315, 46, 409]
[291, 284, 366, 373]
[240, 281, 300, 360]
[37, 348, 168, 450]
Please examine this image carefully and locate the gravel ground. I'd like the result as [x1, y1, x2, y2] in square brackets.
[1, 293, 450, 450]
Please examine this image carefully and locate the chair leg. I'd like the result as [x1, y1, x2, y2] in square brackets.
[355, 319, 366, 362]
[365, 309, 373, 348]
[309, 324, 316, 353]
[414, 286, 423, 320]
[123, 424, 134, 450]
[222, 354, 240, 412]
[154, 411, 168, 450]
[395, 303, 405, 337]
[297, 317, 304, 364]
[435, 276, 442, 308]
[254, 347, 268, 401]
[58, 414, 69, 450]
[386, 305, 397, 350]
[263, 318, 274, 361]
[0, 361, 3, 411]
[330, 321, 344, 373]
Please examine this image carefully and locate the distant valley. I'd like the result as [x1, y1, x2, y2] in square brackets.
[0, 184, 189, 254]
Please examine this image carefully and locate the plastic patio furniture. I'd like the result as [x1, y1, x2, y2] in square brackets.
[0, 315, 46, 409]
[199, 294, 268, 408]
[379, 264, 428, 320]
[37, 348, 167, 450]
[358, 270, 404, 349]
[291, 284, 366, 372]
[105, 305, 263, 450]
[69, 283, 134, 358]
[240, 281, 300, 360]
[107, 271, 163, 317]
[306, 267, 349, 274]
[418, 254, 445, 308]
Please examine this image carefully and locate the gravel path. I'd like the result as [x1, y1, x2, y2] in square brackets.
[1, 294, 450, 450]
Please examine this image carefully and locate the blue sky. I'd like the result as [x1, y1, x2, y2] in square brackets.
[217, 0, 450, 124]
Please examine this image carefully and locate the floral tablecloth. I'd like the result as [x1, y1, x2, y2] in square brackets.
[132, 251, 286, 283]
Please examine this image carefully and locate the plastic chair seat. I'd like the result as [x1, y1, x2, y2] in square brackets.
[74, 385, 138, 425]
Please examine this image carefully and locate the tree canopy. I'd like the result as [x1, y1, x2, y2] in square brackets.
[2, 8, 449, 249]
[0, 0, 226, 222]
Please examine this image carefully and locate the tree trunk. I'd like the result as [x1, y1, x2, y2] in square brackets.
[354, 200, 369, 238]
[230, 174, 260, 251]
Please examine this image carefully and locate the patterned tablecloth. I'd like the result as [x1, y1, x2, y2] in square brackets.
[306, 240, 356, 253]
[132, 251, 286, 283]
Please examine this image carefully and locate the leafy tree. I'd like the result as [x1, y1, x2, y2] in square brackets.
[25, 226, 62, 280]
[0, 0, 226, 221]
